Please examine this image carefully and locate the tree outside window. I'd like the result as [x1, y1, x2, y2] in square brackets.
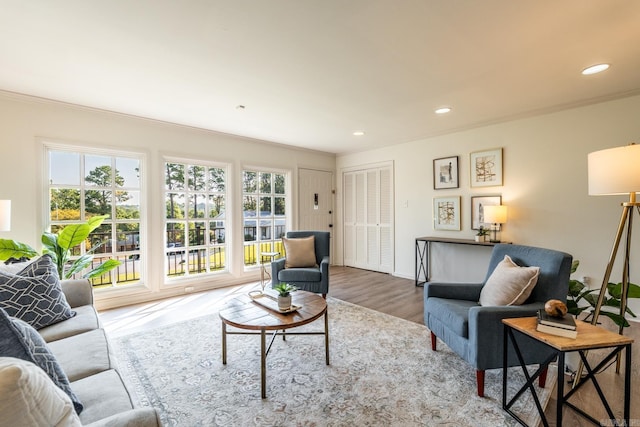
[242, 169, 287, 267]
[164, 161, 227, 278]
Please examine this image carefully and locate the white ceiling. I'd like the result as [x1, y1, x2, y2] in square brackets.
[1, 1, 640, 154]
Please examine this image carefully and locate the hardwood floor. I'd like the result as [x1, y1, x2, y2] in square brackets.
[100, 266, 638, 426]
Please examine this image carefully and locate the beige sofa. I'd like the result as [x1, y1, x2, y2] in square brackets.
[4, 278, 161, 426]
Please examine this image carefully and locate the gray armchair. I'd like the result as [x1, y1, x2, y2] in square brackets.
[271, 231, 330, 297]
[424, 243, 572, 397]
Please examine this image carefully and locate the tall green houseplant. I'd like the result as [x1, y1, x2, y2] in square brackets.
[567, 260, 640, 328]
[0, 215, 120, 279]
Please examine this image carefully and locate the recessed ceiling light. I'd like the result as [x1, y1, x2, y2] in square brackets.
[581, 63, 610, 75]
[435, 107, 452, 114]
[353, 131, 365, 136]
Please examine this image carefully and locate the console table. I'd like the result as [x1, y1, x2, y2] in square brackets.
[414, 236, 504, 286]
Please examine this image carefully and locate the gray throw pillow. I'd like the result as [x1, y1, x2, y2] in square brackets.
[0, 307, 83, 414]
[0, 255, 75, 329]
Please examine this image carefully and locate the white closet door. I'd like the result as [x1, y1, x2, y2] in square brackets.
[342, 163, 393, 273]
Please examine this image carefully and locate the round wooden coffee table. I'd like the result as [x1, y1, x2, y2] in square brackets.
[219, 290, 329, 398]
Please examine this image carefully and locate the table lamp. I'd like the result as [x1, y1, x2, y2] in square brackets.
[483, 205, 507, 243]
[0, 200, 10, 232]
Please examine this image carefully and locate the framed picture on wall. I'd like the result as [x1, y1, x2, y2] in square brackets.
[433, 196, 461, 230]
[471, 195, 501, 230]
[470, 148, 503, 187]
[433, 156, 459, 189]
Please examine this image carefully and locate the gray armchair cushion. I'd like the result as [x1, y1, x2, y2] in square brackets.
[278, 267, 321, 282]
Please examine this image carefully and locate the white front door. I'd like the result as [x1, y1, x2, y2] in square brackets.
[298, 168, 334, 237]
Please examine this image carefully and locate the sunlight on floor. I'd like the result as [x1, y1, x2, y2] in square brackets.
[100, 281, 261, 337]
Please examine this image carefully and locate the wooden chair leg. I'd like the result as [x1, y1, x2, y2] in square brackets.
[476, 370, 485, 397]
[430, 332, 437, 351]
[538, 365, 548, 388]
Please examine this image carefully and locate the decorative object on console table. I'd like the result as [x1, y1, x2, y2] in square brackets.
[433, 196, 461, 231]
[433, 156, 459, 190]
[470, 148, 503, 187]
[483, 205, 508, 243]
[0, 200, 10, 231]
[475, 227, 488, 242]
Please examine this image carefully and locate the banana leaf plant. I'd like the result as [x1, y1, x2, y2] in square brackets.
[567, 260, 640, 328]
[0, 215, 120, 280]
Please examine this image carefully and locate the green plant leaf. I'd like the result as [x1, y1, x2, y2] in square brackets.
[56, 215, 108, 251]
[570, 259, 579, 275]
[0, 239, 38, 261]
[64, 254, 94, 278]
[599, 311, 630, 328]
[84, 259, 121, 279]
[568, 279, 585, 297]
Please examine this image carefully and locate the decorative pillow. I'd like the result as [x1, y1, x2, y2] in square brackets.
[0, 254, 75, 329]
[0, 357, 82, 427]
[0, 257, 38, 275]
[479, 255, 540, 306]
[0, 308, 83, 414]
[283, 236, 317, 268]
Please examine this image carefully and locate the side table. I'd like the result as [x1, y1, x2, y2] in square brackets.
[260, 251, 280, 291]
[502, 317, 633, 426]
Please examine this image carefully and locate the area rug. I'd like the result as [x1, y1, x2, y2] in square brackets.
[111, 297, 554, 426]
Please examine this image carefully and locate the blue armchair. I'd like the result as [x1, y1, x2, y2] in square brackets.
[271, 231, 330, 297]
[424, 243, 572, 397]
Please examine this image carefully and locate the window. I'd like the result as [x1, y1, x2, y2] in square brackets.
[242, 169, 287, 267]
[47, 147, 143, 288]
[164, 161, 228, 279]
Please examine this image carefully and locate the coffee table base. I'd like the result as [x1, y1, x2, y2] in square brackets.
[222, 310, 329, 399]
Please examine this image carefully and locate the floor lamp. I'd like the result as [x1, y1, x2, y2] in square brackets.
[574, 144, 640, 385]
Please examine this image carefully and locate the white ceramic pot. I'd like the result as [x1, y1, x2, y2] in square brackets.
[475, 235, 485, 242]
[278, 295, 292, 311]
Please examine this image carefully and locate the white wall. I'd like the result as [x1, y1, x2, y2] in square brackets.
[336, 94, 640, 315]
[0, 92, 335, 309]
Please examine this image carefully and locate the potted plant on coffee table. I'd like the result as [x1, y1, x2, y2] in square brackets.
[273, 283, 297, 311]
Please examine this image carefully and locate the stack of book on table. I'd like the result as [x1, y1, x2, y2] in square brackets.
[536, 309, 577, 339]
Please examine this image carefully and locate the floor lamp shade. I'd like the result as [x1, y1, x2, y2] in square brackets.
[588, 144, 640, 195]
[0, 200, 10, 232]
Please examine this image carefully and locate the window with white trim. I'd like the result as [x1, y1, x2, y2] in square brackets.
[164, 161, 228, 279]
[242, 169, 287, 267]
[46, 146, 144, 288]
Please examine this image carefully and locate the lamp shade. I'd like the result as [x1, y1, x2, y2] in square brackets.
[588, 144, 640, 195]
[0, 200, 10, 232]
[484, 205, 507, 224]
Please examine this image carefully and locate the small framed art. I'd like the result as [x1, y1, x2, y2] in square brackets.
[470, 148, 503, 187]
[471, 195, 501, 230]
[433, 156, 459, 189]
[433, 196, 461, 230]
